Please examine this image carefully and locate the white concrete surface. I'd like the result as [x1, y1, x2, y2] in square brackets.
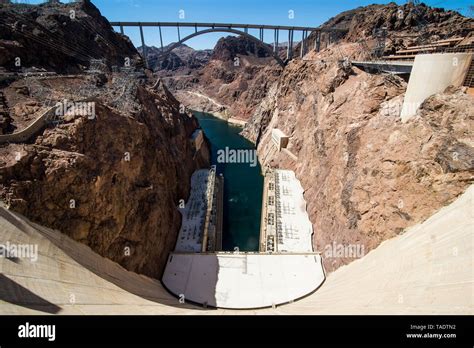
[279, 185, 474, 314]
[162, 253, 325, 309]
[164, 168, 323, 309]
[0, 205, 198, 315]
[175, 169, 215, 253]
[271, 128, 289, 150]
[274, 170, 313, 252]
[261, 169, 314, 253]
[401, 52, 473, 121]
[0, 185, 472, 314]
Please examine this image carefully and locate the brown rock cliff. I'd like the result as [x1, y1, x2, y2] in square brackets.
[243, 45, 473, 272]
[0, 78, 210, 278]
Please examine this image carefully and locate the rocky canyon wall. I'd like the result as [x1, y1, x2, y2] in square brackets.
[0, 0, 141, 73]
[0, 79, 210, 278]
[160, 36, 283, 121]
[0, 0, 210, 279]
[240, 3, 473, 273]
[243, 44, 473, 273]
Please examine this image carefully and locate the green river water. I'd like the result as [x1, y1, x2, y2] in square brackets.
[194, 111, 263, 251]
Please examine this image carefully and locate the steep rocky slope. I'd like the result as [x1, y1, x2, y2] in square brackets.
[243, 43, 473, 272]
[0, 75, 210, 278]
[0, 1, 210, 278]
[139, 43, 212, 72]
[241, 3, 473, 272]
[0, 0, 141, 73]
[161, 3, 472, 122]
[161, 36, 282, 121]
[0, 91, 13, 134]
[302, 2, 473, 57]
[322, 2, 471, 40]
[210, 35, 272, 61]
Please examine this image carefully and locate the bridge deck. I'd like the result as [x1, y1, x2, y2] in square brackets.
[109, 21, 336, 32]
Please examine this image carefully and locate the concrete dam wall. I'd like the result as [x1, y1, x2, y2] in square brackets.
[0, 185, 472, 315]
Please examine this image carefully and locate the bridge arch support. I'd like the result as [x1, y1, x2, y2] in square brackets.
[148, 28, 286, 68]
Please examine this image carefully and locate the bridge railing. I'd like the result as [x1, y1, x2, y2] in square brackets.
[109, 22, 322, 32]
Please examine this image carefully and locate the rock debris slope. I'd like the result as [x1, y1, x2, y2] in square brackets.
[0, 0, 140, 73]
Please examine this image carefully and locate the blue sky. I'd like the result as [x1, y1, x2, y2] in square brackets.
[30, 0, 474, 49]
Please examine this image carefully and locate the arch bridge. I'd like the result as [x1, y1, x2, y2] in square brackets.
[109, 22, 346, 68]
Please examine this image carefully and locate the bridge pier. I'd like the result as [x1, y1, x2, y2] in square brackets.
[273, 29, 279, 54]
[315, 31, 321, 52]
[287, 29, 294, 60]
[139, 25, 148, 69]
[306, 31, 309, 55]
[120, 25, 124, 35]
[307, 31, 310, 52]
[159, 25, 164, 52]
[177, 24, 181, 41]
[300, 30, 307, 58]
